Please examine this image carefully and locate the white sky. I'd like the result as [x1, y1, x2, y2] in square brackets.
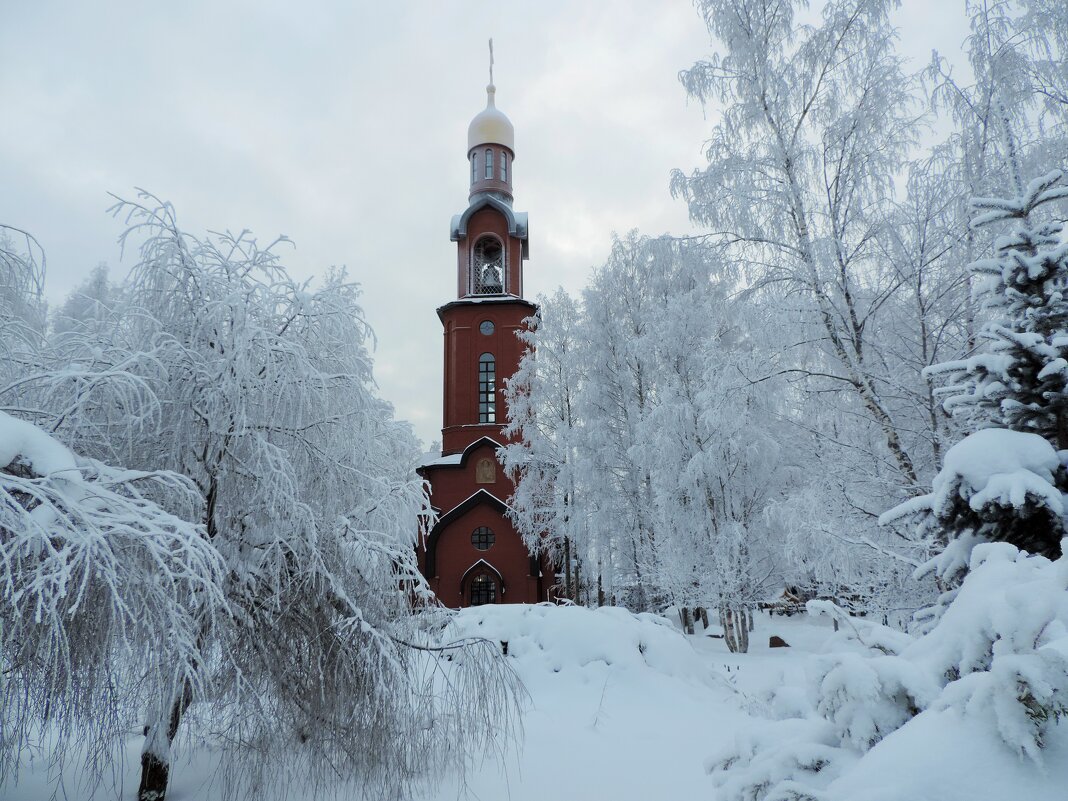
[1, 0, 968, 448]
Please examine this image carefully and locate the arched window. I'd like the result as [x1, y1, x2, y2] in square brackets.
[500, 151, 507, 182]
[472, 236, 504, 294]
[485, 148, 493, 179]
[471, 526, 495, 550]
[471, 152, 477, 184]
[469, 574, 496, 606]
[479, 353, 496, 423]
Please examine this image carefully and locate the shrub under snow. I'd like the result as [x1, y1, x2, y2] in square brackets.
[707, 541, 1068, 801]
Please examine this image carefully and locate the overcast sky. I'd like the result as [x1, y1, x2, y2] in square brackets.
[1, 1, 968, 448]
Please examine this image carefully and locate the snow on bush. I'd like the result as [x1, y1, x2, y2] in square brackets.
[881, 428, 1067, 582]
[706, 541, 1068, 800]
[440, 603, 716, 684]
[444, 606, 709, 674]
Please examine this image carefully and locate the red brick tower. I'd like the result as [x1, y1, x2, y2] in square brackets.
[416, 79, 554, 607]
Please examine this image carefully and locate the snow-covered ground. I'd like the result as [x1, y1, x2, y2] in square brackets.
[7, 601, 1067, 801]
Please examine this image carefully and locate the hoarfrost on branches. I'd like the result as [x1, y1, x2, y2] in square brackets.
[0, 196, 521, 801]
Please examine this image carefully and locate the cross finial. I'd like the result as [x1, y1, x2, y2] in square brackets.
[488, 38, 494, 86]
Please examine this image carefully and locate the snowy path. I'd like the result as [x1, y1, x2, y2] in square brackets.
[15, 604, 1064, 801]
[8, 606, 821, 801]
[422, 606, 833, 801]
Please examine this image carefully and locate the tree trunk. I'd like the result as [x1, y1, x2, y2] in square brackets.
[719, 604, 750, 654]
[574, 556, 582, 606]
[680, 606, 695, 635]
[697, 606, 709, 629]
[138, 684, 192, 801]
[563, 537, 573, 602]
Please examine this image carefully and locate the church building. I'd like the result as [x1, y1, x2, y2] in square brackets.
[416, 78, 555, 607]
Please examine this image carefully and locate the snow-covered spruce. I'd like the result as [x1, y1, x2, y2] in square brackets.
[881, 428, 1067, 579]
[707, 541, 1068, 801]
[927, 171, 1068, 455]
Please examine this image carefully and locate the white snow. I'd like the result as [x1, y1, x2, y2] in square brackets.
[8, 582, 1068, 801]
[0, 409, 79, 479]
[418, 452, 463, 468]
[881, 427, 1065, 526]
[937, 428, 1062, 513]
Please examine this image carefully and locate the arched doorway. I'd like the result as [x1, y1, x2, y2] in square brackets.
[469, 573, 497, 606]
[460, 558, 504, 607]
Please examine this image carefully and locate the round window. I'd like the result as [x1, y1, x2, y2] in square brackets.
[471, 526, 495, 551]
[479, 320, 495, 335]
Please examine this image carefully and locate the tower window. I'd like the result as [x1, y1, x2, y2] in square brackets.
[471, 152, 477, 184]
[500, 151, 507, 182]
[485, 148, 493, 179]
[479, 352, 496, 423]
[469, 573, 496, 606]
[472, 236, 504, 294]
[471, 526, 495, 550]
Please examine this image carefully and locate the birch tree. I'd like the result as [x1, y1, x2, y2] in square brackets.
[502, 288, 585, 601]
[505, 235, 798, 644]
[0, 411, 224, 789]
[672, 0, 922, 490]
[102, 194, 515, 801]
[1, 200, 520, 801]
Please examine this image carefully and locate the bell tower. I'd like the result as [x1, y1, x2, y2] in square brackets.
[416, 55, 553, 608]
[440, 73, 535, 453]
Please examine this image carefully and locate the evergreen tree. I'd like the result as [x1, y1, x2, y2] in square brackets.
[889, 172, 1068, 568]
[929, 170, 1068, 446]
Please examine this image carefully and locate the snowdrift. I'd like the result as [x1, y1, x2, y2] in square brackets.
[709, 541, 1068, 801]
[440, 602, 717, 682]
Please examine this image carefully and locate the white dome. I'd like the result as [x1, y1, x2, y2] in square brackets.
[468, 85, 514, 152]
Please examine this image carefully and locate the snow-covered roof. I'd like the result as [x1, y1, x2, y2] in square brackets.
[460, 558, 506, 591]
[419, 452, 463, 469]
[417, 436, 505, 472]
[437, 294, 537, 311]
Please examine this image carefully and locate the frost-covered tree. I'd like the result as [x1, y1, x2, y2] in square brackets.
[0, 200, 520, 801]
[0, 411, 224, 789]
[502, 288, 585, 601]
[885, 172, 1068, 573]
[926, 0, 1064, 357]
[52, 262, 119, 337]
[98, 194, 515, 801]
[672, 0, 922, 489]
[1019, 0, 1068, 121]
[0, 227, 47, 401]
[505, 234, 798, 647]
[929, 171, 1068, 448]
[666, 0, 978, 620]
